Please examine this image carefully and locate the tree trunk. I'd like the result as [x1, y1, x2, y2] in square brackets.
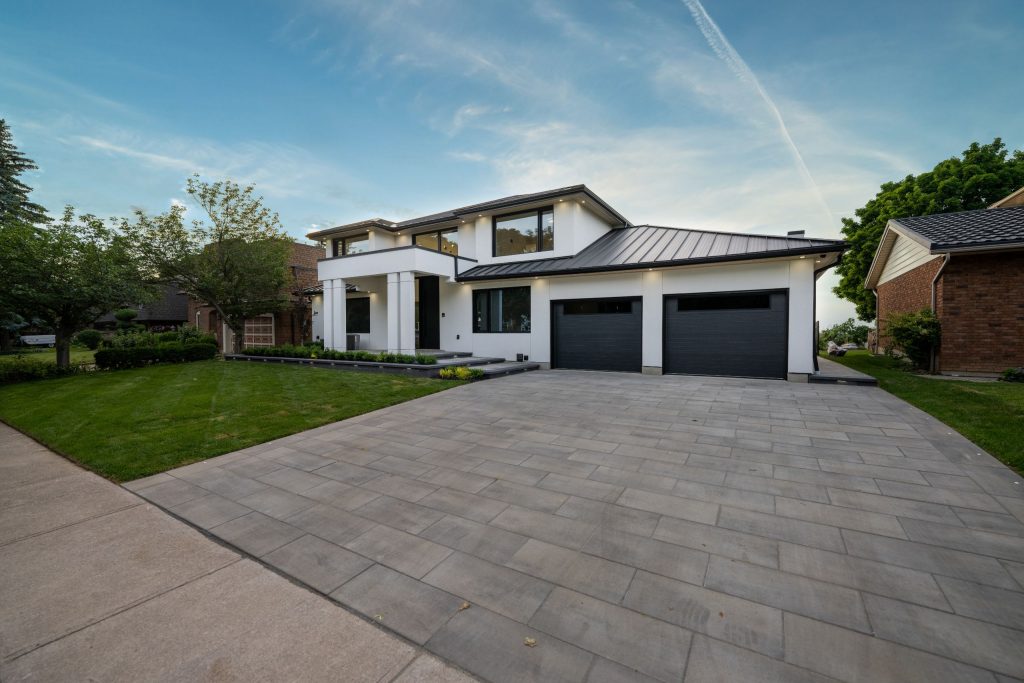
[55, 329, 72, 369]
[227, 319, 244, 354]
[0, 329, 12, 353]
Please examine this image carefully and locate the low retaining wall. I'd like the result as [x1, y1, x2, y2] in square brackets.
[224, 354, 444, 378]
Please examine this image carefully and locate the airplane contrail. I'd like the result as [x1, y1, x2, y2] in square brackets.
[682, 0, 834, 227]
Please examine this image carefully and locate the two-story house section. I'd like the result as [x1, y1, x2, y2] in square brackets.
[308, 185, 845, 380]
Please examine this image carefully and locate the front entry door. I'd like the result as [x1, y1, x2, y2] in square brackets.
[418, 276, 440, 350]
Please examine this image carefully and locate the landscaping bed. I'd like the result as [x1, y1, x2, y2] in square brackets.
[829, 350, 1024, 472]
[0, 359, 460, 481]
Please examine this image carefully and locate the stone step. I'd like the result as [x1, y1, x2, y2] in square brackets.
[479, 361, 542, 377]
[808, 375, 878, 387]
[434, 356, 507, 367]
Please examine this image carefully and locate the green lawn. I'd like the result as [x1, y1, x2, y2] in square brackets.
[828, 350, 1024, 472]
[0, 347, 96, 365]
[0, 360, 459, 482]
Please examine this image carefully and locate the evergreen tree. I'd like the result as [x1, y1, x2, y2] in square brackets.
[0, 119, 48, 226]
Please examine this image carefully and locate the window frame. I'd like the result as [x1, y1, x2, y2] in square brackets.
[412, 227, 459, 256]
[472, 286, 532, 334]
[332, 233, 370, 257]
[491, 206, 554, 258]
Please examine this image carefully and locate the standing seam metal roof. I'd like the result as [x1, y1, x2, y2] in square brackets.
[456, 225, 845, 280]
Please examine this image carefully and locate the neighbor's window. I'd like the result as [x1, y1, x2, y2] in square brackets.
[244, 314, 274, 346]
[333, 233, 370, 257]
[493, 207, 554, 257]
[473, 287, 531, 333]
[347, 297, 370, 334]
[413, 228, 459, 256]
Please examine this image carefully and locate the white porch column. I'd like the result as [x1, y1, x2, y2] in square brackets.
[330, 278, 347, 351]
[398, 271, 416, 354]
[387, 273, 400, 353]
[322, 282, 334, 350]
[642, 270, 663, 374]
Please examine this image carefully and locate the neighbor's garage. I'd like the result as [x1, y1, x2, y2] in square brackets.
[663, 290, 788, 379]
[552, 298, 642, 372]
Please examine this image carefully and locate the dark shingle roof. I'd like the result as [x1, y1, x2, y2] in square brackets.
[893, 206, 1024, 251]
[457, 225, 844, 281]
[307, 185, 629, 239]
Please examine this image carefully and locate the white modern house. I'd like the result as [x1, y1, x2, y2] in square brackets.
[309, 185, 844, 380]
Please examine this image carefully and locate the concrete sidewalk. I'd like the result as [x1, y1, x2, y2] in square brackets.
[0, 423, 473, 682]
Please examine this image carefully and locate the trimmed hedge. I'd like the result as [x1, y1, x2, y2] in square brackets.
[94, 342, 217, 370]
[0, 359, 93, 385]
[242, 344, 436, 365]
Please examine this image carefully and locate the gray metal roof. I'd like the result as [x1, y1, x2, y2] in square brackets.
[893, 206, 1024, 252]
[307, 185, 629, 239]
[457, 225, 845, 281]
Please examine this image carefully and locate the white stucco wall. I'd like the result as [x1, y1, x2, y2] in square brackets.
[429, 257, 818, 375]
[311, 294, 324, 342]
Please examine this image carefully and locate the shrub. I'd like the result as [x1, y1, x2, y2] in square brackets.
[1000, 367, 1024, 383]
[819, 318, 872, 350]
[104, 329, 159, 349]
[0, 358, 93, 385]
[75, 329, 104, 350]
[94, 342, 216, 370]
[886, 309, 941, 370]
[241, 346, 436, 365]
[157, 331, 179, 343]
[176, 324, 217, 347]
[438, 366, 484, 380]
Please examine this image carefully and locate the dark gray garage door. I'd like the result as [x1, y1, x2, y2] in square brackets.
[552, 298, 642, 372]
[664, 290, 787, 379]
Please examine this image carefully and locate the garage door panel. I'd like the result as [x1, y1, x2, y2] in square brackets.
[553, 298, 642, 372]
[664, 291, 787, 379]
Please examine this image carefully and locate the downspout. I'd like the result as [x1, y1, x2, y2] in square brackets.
[929, 254, 951, 373]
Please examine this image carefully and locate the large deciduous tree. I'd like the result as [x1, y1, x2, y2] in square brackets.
[834, 139, 1024, 321]
[124, 176, 292, 353]
[6, 208, 155, 367]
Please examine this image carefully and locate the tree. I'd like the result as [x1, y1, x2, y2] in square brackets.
[834, 139, 1024, 321]
[0, 119, 48, 226]
[819, 318, 871, 350]
[5, 207, 155, 367]
[124, 176, 292, 353]
[0, 119, 49, 351]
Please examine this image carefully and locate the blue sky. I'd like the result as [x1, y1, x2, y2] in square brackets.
[4, 0, 1022, 325]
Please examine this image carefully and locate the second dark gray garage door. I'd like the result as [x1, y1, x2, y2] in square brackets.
[552, 298, 642, 372]
[664, 290, 788, 379]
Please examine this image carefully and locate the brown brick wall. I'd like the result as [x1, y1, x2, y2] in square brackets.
[875, 258, 943, 352]
[935, 252, 1024, 373]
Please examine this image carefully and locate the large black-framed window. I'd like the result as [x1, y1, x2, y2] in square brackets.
[332, 233, 370, 257]
[347, 297, 370, 334]
[473, 286, 531, 333]
[414, 227, 459, 256]
[493, 207, 554, 257]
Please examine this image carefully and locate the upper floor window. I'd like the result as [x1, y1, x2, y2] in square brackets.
[414, 227, 459, 256]
[493, 207, 554, 257]
[332, 233, 370, 257]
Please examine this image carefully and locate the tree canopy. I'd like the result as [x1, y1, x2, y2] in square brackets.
[834, 139, 1024, 321]
[124, 176, 293, 352]
[5, 207, 155, 366]
[0, 119, 48, 226]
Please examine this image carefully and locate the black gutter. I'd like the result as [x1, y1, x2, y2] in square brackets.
[455, 244, 846, 281]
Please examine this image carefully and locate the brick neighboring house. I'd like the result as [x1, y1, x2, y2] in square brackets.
[188, 242, 321, 352]
[865, 196, 1024, 374]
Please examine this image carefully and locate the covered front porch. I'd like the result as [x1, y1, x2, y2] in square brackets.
[315, 246, 476, 354]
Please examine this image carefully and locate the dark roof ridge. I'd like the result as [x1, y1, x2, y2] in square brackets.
[631, 223, 844, 244]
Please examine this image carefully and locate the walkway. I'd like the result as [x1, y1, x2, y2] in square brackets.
[0, 423, 472, 682]
[132, 370, 1024, 682]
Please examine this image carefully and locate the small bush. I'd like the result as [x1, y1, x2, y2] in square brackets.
[438, 366, 484, 380]
[886, 309, 941, 370]
[176, 325, 218, 347]
[75, 329, 104, 350]
[1000, 367, 1024, 383]
[241, 346, 436, 365]
[157, 331, 179, 343]
[0, 359, 93, 385]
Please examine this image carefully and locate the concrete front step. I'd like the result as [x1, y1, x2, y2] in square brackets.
[434, 356, 507, 368]
[478, 361, 541, 377]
